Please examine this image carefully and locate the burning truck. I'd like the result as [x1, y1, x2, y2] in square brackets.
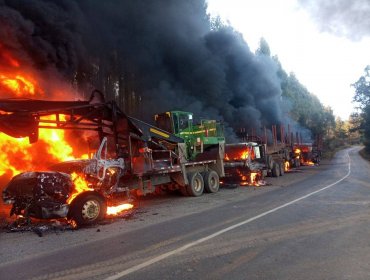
[0, 92, 225, 226]
[153, 111, 265, 186]
[2, 137, 130, 226]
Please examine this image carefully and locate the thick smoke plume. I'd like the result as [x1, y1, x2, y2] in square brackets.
[298, 0, 370, 40]
[0, 0, 284, 139]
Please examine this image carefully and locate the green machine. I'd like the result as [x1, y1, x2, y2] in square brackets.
[154, 111, 225, 160]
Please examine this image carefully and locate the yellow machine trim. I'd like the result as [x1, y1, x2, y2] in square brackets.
[150, 128, 170, 138]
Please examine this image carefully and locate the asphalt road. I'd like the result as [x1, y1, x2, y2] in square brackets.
[1, 146, 370, 280]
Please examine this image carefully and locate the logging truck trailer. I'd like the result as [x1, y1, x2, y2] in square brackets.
[0, 92, 225, 226]
[264, 143, 291, 177]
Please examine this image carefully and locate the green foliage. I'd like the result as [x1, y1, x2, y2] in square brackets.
[352, 66, 370, 152]
[277, 62, 336, 141]
[362, 105, 370, 153]
[353, 66, 370, 108]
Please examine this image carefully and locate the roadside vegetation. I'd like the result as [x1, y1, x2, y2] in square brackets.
[352, 66, 370, 159]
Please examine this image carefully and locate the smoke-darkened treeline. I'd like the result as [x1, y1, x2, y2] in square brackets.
[0, 0, 335, 142]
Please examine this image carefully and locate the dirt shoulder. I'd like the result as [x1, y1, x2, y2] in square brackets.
[0, 163, 326, 265]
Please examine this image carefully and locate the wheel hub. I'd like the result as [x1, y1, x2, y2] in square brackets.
[194, 178, 202, 192]
[81, 200, 100, 220]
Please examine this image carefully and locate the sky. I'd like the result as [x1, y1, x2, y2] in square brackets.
[206, 0, 370, 120]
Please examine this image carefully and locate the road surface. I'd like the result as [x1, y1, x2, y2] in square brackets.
[1, 146, 370, 280]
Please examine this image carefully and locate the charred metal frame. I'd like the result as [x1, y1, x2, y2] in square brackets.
[0, 91, 142, 155]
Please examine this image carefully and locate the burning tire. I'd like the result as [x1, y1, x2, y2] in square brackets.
[68, 192, 107, 226]
[272, 162, 280, 177]
[186, 172, 204, 196]
[203, 170, 219, 193]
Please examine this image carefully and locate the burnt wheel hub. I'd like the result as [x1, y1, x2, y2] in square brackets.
[81, 200, 100, 220]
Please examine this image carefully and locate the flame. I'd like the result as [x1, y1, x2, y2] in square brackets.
[0, 44, 44, 97]
[250, 172, 259, 185]
[0, 114, 88, 177]
[303, 161, 315, 166]
[2, 53, 20, 67]
[0, 73, 41, 96]
[0, 43, 20, 67]
[240, 150, 249, 160]
[284, 161, 290, 171]
[107, 203, 134, 215]
[0, 50, 88, 178]
[67, 172, 94, 204]
[225, 150, 249, 161]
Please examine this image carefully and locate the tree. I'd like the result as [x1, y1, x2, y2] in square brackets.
[353, 66, 370, 108]
[352, 66, 370, 152]
[348, 112, 363, 144]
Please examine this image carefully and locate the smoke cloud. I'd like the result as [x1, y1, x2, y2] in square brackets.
[0, 0, 284, 139]
[298, 0, 370, 40]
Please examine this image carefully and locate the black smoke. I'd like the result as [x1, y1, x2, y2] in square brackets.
[298, 0, 370, 40]
[0, 0, 284, 140]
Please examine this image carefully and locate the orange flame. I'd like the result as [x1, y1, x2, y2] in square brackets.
[284, 161, 290, 172]
[0, 43, 20, 67]
[240, 150, 249, 160]
[67, 172, 94, 204]
[0, 50, 88, 178]
[0, 45, 43, 97]
[0, 73, 37, 96]
[0, 114, 88, 177]
[250, 172, 259, 186]
[107, 203, 134, 215]
[2, 53, 19, 67]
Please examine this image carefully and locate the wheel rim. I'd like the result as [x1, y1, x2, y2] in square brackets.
[210, 176, 216, 188]
[194, 177, 202, 192]
[81, 200, 100, 221]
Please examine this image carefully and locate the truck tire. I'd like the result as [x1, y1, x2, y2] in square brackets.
[186, 172, 204, 197]
[203, 170, 219, 193]
[68, 192, 107, 226]
[272, 162, 280, 177]
[266, 155, 274, 170]
[279, 162, 285, 176]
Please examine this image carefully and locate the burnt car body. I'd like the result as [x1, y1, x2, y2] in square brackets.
[3, 171, 72, 219]
[2, 138, 126, 225]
